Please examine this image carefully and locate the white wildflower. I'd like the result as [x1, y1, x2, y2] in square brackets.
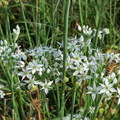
[13, 25, 20, 41]
[87, 82, 102, 100]
[116, 88, 120, 105]
[100, 79, 116, 96]
[102, 28, 110, 34]
[27, 60, 43, 74]
[39, 79, 53, 94]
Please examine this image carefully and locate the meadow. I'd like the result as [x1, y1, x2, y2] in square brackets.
[0, 0, 120, 120]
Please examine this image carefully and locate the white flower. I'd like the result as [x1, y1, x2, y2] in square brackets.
[0, 85, 5, 98]
[51, 68, 61, 77]
[87, 82, 102, 100]
[73, 66, 84, 76]
[14, 79, 26, 89]
[27, 60, 43, 74]
[77, 24, 82, 31]
[116, 88, 120, 105]
[13, 25, 20, 41]
[98, 31, 102, 39]
[0, 85, 4, 89]
[53, 50, 63, 60]
[86, 39, 91, 46]
[29, 46, 43, 58]
[67, 40, 80, 52]
[102, 28, 110, 34]
[39, 80, 53, 94]
[89, 106, 95, 113]
[66, 56, 74, 70]
[18, 68, 32, 80]
[15, 61, 25, 68]
[87, 61, 98, 73]
[43, 46, 56, 53]
[117, 69, 120, 75]
[100, 79, 116, 96]
[13, 49, 27, 60]
[24, 77, 39, 90]
[0, 40, 8, 46]
[0, 90, 5, 98]
[77, 74, 92, 84]
[82, 25, 93, 35]
[70, 52, 82, 65]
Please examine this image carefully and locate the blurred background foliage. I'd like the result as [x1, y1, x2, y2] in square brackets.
[0, 0, 120, 50]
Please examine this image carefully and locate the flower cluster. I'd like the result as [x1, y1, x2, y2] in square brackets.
[0, 25, 120, 119]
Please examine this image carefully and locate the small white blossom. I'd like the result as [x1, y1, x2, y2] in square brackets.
[87, 82, 102, 100]
[100, 79, 116, 96]
[27, 60, 43, 74]
[39, 80, 53, 94]
[102, 28, 110, 34]
[117, 88, 120, 105]
[18, 68, 32, 80]
[13, 25, 20, 41]
[24, 77, 39, 90]
[29, 46, 43, 58]
[0, 90, 5, 98]
[89, 106, 95, 113]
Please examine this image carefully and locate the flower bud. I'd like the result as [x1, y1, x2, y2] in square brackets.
[63, 77, 69, 83]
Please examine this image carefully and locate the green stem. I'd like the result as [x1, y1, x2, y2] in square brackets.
[43, 90, 50, 119]
[60, 0, 71, 119]
[0, 25, 5, 40]
[56, 84, 60, 117]
[94, 0, 108, 49]
[20, 0, 32, 48]
[101, 34, 105, 49]
[18, 90, 25, 119]
[92, 94, 104, 120]
[7, 71, 20, 120]
[85, 0, 88, 22]
[78, 0, 83, 26]
[70, 77, 76, 120]
[50, 0, 55, 47]
[60, 84, 65, 120]
[5, 7, 12, 43]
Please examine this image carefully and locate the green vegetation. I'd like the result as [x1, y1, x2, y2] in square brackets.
[0, 0, 120, 120]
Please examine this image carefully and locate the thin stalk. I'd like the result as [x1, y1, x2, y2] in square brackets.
[78, 0, 83, 26]
[60, 0, 71, 119]
[7, 71, 20, 120]
[62, 0, 70, 81]
[35, 0, 39, 46]
[92, 94, 104, 120]
[50, 0, 55, 46]
[85, 0, 88, 23]
[19, 0, 32, 48]
[17, 90, 25, 119]
[56, 84, 60, 117]
[43, 0, 47, 45]
[50, 0, 60, 46]
[101, 34, 105, 49]
[5, 8, 12, 43]
[42, 90, 50, 119]
[94, 0, 108, 49]
[113, 0, 117, 43]
[0, 24, 5, 40]
[60, 84, 65, 120]
[109, 0, 112, 45]
[70, 77, 76, 120]
[37, 0, 41, 45]
[53, 0, 60, 15]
